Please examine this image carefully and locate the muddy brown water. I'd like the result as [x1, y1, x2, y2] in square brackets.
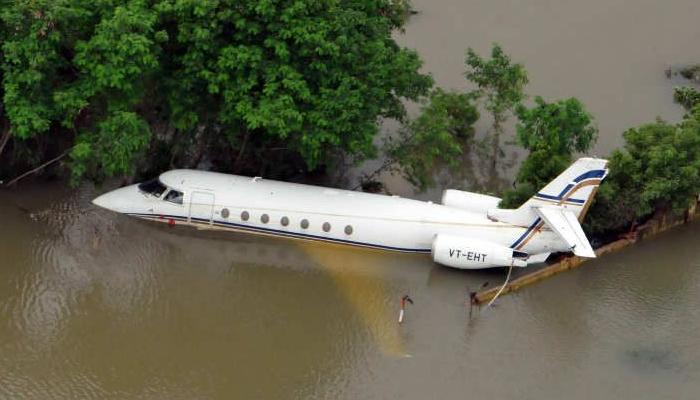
[2, 180, 700, 399]
[3, 2, 700, 398]
[358, 0, 700, 198]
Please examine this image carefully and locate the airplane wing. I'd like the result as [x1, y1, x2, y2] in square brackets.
[534, 206, 596, 258]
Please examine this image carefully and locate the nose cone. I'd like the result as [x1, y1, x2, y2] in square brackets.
[92, 185, 139, 213]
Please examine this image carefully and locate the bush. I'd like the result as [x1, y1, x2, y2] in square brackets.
[674, 86, 700, 111]
[389, 88, 479, 190]
[585, 113, 700, 235]
[500, 96, 597, 208]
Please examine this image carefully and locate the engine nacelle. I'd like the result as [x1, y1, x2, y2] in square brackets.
[431, 234, 527, 269]
[441, 189, 501, 213]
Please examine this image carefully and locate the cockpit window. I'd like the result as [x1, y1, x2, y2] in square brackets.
[138, 179, 167, 197]
[164, 189, 184, 205]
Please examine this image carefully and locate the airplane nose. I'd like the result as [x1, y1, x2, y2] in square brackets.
[92, 191, 120, 212]
[92, 186, 136, 213]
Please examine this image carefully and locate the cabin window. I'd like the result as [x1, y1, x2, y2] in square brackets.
[300, 219, 309, 229]
[241, 211, 250, 221]
[280, 216, 289, 226]
[164, 189, 184, 205]
[261, 214, 269, 223]
[344, 225, 353, 235]
[322, 222, 331, 232]
[138, 179, 167, 197]
[221, 208, 230, 219]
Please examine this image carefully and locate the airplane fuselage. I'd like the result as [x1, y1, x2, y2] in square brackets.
[93, 170, 564, 261]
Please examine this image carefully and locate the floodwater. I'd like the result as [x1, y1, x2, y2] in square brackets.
[404, 0, 700, 154]
[2, 182, 700, 399]
[3, 1, 700, 399]
[367, 0, 700, 197]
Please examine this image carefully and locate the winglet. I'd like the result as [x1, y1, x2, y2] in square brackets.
[534, 205, 596, 258]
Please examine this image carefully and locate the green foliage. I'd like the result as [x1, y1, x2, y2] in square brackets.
[514, 97, 598, 154]
[500, 97, 597, 208]
[1, 0, 431, 180]
[154, 0, 432, 170]
[465, 44, 528, 169]
[585, 114, 700, 235]
[389, 88, 479, 190]
[465, 44, 528, 122]
[674, 86, 700, 111]
[70, 111, 151, 181]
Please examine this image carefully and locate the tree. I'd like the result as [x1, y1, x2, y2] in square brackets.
[500, 96, 597, 208]
[1, 0, 163, 181]
[0, 0, 432, 182]
[585, 111, 700, 235]
[465, 44, 528, 169]
[387, 88, 479, 190]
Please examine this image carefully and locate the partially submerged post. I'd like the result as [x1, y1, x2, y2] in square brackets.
[398, 295, 413, 324]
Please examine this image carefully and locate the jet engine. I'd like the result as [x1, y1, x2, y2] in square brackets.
[431, 234, 527, 269]
[441, 189, 501, 213]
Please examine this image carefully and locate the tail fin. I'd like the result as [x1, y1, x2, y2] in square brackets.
[487, 157, 608, 257]
[487, 158, 608, 257]
[520, 157, 608, 221]
[488, 157, 609, 227]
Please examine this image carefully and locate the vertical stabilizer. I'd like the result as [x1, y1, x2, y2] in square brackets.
[519, 157, 608, 221]
[487, 157, 609, 252]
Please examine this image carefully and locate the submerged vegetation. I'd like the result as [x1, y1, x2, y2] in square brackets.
[583, 66, 700, 237]
[585, 109, 700, 235]
[500, 96, 597, 208]
[386, 88, 479, 190]
[464, 44, 528, 170]
[674, 86, 700, 111]
[394, 50, 700, 239]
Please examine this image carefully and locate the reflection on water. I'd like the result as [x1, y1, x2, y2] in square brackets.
[2, 181, 700, 399]
[299, 242, 422, 357]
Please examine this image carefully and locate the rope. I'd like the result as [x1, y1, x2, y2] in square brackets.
[485, 259, 514, 308]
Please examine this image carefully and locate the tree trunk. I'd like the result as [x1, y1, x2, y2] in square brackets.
[233, 129, 251, 172]
[490, 117, 502, 170]
[0, 122, 10, 160]
[189, 127, 208, 169]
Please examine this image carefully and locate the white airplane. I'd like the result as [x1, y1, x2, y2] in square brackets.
[92, 157, 608, 269]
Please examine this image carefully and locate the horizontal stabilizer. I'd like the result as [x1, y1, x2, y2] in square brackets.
[527, 252, 551, 264]
[534, 206, 596, 258]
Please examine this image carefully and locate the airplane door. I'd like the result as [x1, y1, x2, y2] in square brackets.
[189, 191, 215, 225]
